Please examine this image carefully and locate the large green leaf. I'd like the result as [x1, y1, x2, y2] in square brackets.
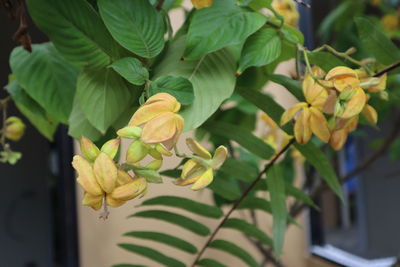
[208, 239, 258, 267]
[68, 96, 103, 141]
[307, 52, 346, 73]
[238, 28, 282, 74]
[27, 0, 114, 67]
[5, 81, 58, 141]
[209, 173, 241, 201]
[124, 231, 197, 254]
[118, 243, 185, 267]
[141, 196, 223, 218]
[130, 210, 210, 236]
[204, 121, 274, 159]
[197, 258, 227, 267]
[238, 197, 272, 213]
[184, 0, 266, 59]
[223, 218, 273, 247]
[294, 142, 344, 201]
[149, 76, 194, 105]
[154, 37, 236, 130]
[267, 165, 287, 258]
[110, 57, 149, 86]
[10, 43, 79, 124]
[219, 158, 258, 182]
[76, 67, 135, 133]
[237, 87, 292, 134]
[285, 182, 318, 210]
[98, 0, 165, 58]
[355, 17, 400, 65]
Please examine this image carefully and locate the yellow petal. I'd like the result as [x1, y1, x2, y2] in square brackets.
[116, 169, 133, 186]
[100, 138, 120, 159]
[323, 90, 337, 114]
[211, 146, 228, 169]
[309, 107, 330, 143]
[156, 143, 173, 156]
[362, 104, 378, 124]
[128, 93, 181, 126]
[333, 76, 360, 92]
[111, 178, 147, 201]
[191, 168, 214, 191]
[126, 140, 148, 164]
[280, 102, 308, 125]
[93, 152, 118, 194]
[340, 88, 367, 119]
[80, 137, 100, 162]
[142, 112, 184, 145]
[106, 194, 126, 208]
[326, 66, 357, 80]
[191, 0, 213, 9]
[82, 193, 103, 211]
[72, 155, 103, 196]
[364, 74, 387, 93]
[181, 159, 203, 179]
[329, 129, 348, 151]
[303, 79, 327, 105]
[186, 138, 212, 159]
[294, 108, 312, 144]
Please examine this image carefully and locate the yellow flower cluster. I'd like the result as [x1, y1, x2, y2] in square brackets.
[72, 93, 227, 215]
[281, 66, 387, 150]
[272, 0, 300, 27]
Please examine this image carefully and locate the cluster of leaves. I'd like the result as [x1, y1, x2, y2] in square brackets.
[2, 0, 400, 266]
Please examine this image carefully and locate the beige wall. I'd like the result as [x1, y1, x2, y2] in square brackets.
[77, 4, 336, 267]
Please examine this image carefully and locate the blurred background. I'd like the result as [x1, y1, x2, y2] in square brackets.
[1, 0, 400, 267]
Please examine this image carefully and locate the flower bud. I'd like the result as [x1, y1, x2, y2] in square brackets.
[80, 137, 100, 162]
[117, 126, 142, 139]
[5, 116, 26, 141]
[126, 140, 148, 164]
[146, 159, 163, 170]
[82, 193, 103, 211]
[106, 194, 125, 208]
[111, 178, 147, 201]
[100, 138, 120, 159]
[93, 152, 118, 194]
[72, 155, 103, 196]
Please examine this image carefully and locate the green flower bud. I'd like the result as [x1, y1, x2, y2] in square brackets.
[126, 140, 148, 164]
[80, 137, 100, 162]
[117, 126, 142, 139]
[101, 138, 120, 159]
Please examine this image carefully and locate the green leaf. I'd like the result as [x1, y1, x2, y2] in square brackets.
[355, 17, 400, 65]
[267, 165, 287, 258]
[27, 0, 114, 67]
[110, 57, 149, 86]
[5, 81, 58, 141]
[10, 43, 79, 124]
[238, 197, 272, 213]
[68, 96, 103, 141]
[130, 210, 210, 236]
[141, 196, 223, 218]
[237, 87, 292, 134]
[281, 24, 304, 45]
[219, 158, 258, 182]
[248, 0, 272, 10]
[160, 169, 181, 178]
[285, 182, 319, 210]
[223, 218, 273, 247]
[124, 231, 197, 254]
[122, 163, 162, 183]
[154, 36, 236, 130]
[238, 28, 282, 74]
[76, 67, 135, 133]
[184, 0, 267, 59]
[209, 173, 241, 200]
[208, 239, 258, 267]
[118, 243, 185, 267]
[294, 142, 344, 201]
[149, 75, 195, 105]
[204, 121, 274, 159]
[268, 74, 304, 101]
[98, 0, 165, 58]
[197, 258, 228, 267]
[307, 52, 346, 73]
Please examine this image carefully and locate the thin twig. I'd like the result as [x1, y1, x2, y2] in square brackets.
[374, 61, 400, 77]
[190, 139, 295, 267]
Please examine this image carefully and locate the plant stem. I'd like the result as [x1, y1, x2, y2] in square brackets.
[190, 139, 295, 267]
[373, 61, 400, 77]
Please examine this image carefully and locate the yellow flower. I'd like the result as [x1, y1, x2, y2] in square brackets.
[128, 93, 184, 149]
[272, 0, 299, 27]
[381, 14, 399, 31]
[281, 73, 330, 144]
[175, 138, 227, 191]
[4, 116, 26, 141]
[329, 117, 358, 151]
[191, 0, 213, 9]
[325, 66, 360, 92]
[357, 69, 387, 93]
